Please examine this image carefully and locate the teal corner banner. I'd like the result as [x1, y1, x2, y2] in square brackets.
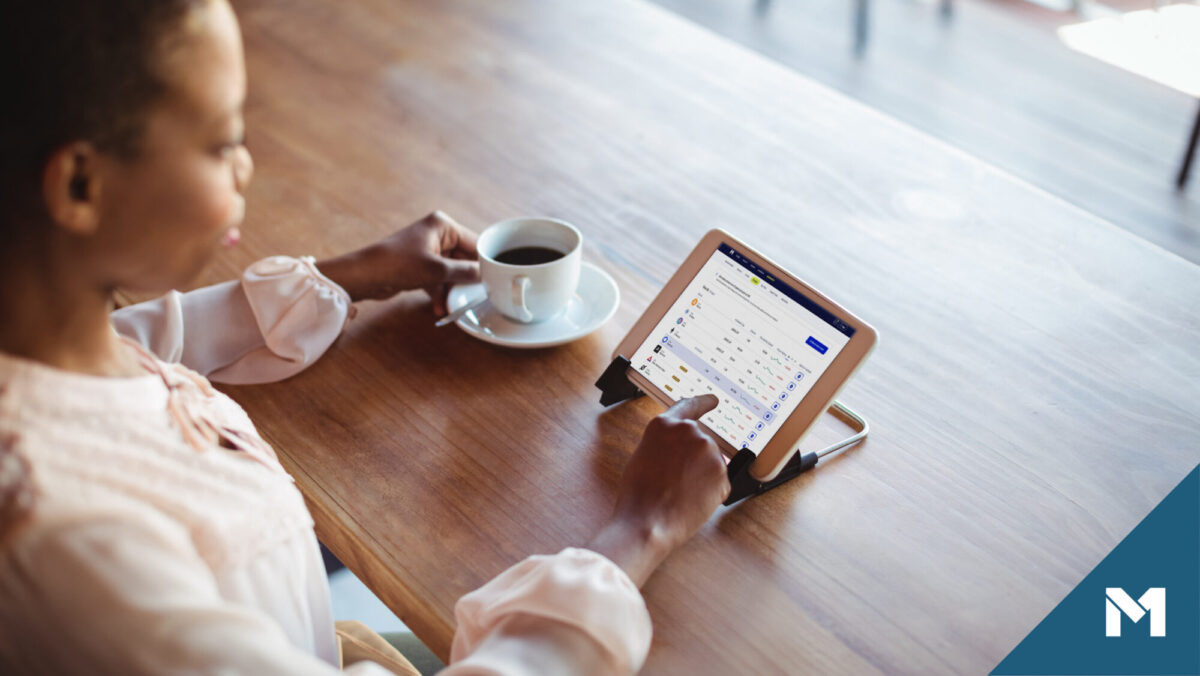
[993, 465, 1200, 675]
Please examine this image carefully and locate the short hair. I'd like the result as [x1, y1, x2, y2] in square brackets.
[0, 0, 207, 230]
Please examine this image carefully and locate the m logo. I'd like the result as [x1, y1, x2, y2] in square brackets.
[993, 468, 1198, 675]
[1105, 587, 1165, 637]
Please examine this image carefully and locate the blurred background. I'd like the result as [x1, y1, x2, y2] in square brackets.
[649, 0, 1200, 264]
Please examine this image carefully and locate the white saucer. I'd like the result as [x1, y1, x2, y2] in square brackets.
[447, 262, 620, 348]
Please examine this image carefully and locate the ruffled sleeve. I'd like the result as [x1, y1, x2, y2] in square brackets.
[111, 256, 351, 385]
[446, 548, 653, 675]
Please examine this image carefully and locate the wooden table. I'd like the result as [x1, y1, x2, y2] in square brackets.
[208, 0, 1200, 672]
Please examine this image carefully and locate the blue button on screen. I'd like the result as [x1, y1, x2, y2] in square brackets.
[806, 336, 828, 354]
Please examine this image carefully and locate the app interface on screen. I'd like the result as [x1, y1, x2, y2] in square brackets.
[631, 244, 855, 454]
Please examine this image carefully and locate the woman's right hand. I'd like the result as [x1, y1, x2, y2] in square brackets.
[587, 394, 730, 587]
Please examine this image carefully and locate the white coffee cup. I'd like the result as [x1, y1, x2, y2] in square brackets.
[477, 217, 582, 323]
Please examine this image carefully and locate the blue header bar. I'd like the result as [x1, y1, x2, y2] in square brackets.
[719, 243, 856, 337]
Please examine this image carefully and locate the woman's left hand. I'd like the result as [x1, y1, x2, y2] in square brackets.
[316, 211, 481, 315]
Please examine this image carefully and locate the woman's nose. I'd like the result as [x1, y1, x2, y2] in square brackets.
[233, 145, 254, 193]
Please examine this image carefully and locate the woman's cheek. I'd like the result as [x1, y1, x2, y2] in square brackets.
[204, 182, 245, 235]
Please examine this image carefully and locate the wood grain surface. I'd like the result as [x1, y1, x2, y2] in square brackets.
[203, 0, 1200, 672]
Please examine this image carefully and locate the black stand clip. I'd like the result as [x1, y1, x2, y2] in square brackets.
[595, 355, 643, 407]
[595, 355, 869, 506]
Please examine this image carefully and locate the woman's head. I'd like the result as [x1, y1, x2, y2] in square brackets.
[1, 0, 253, 294]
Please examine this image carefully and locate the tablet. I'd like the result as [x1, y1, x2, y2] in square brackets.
[613, 229, 877, 481]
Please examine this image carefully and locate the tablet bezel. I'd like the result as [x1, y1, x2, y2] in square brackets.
[613, 228, 877, 482]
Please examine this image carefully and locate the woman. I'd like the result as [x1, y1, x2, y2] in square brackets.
[0, 0, 730, 673]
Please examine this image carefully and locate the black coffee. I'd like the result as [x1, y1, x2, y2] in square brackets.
[494, 246, 565, 265]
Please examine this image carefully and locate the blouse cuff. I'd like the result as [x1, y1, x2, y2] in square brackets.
[450, 547, 652, 674]
[208, 256, 353, 385]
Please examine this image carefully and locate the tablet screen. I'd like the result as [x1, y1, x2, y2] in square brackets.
[630, 243, 856, 454]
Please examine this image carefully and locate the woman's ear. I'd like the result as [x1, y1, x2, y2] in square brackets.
[42, 142, 103, 236]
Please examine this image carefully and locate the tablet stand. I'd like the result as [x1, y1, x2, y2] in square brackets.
[595, 355, 645, 407]
[595, 355, 869, 505]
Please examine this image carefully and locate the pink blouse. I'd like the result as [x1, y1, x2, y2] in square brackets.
[0, 256, 651, 674]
